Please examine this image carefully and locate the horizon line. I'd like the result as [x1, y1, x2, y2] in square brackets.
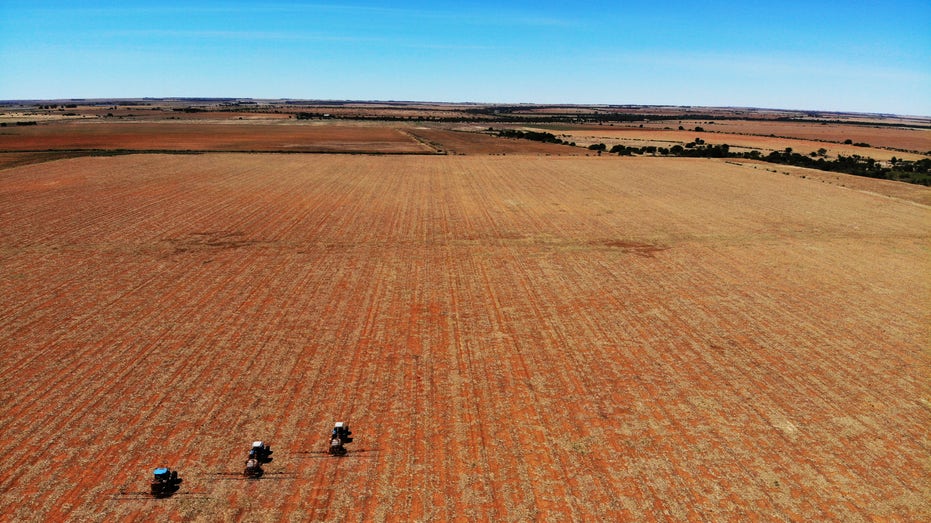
[1, 97, 928, 119]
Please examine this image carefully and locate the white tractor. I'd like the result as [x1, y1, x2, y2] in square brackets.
[328, 422, 353, 456]
[249, 441, 273, 463]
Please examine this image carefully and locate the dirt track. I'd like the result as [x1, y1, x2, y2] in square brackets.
[0, 154, 928, 520]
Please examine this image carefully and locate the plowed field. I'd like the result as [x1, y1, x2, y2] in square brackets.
[696, 120, 931, 153]
[0, 155, 928, 521]
[404, 127, 582, 155]
[0, 121, 431, 153]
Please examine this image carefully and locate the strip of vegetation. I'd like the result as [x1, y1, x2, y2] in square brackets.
[275, 109, 931, 133]
[753, 149, 930, 185]
[494, 129, 575, 146]
[609, 141, 930, 186]
[284, 110, 738, 124]
[495, 126, 930, 185]
[479, 109, 930, 129]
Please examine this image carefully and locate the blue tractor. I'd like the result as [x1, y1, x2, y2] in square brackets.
[150, 467, 182, 498]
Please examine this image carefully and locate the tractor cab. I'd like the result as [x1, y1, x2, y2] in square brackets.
[249, 440, 273, 462]
[152, 467, 180, 484]
[150, 467, 181, 497]
[328, 422, 353, 455]
[153, 467, 173, 481]
[332, 422, 353, 443]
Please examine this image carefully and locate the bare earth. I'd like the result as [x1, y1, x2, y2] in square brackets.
[0, 153, 928, 520]
[0, 120, 432, 153]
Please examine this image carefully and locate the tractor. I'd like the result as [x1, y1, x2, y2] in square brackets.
[249, 441, 273, 463]
[328, 422, 353, 456]
[150, 467, 182, 498]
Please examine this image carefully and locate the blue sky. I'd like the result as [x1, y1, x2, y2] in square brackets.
[1, 1, 929, 115]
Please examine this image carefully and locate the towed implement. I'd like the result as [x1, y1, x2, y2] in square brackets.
[243, 458, 264, 478]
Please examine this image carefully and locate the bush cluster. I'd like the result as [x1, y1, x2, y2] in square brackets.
[495, 129, 574, 146]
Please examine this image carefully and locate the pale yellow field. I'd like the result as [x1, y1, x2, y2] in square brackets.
[540, 127, 930, 161]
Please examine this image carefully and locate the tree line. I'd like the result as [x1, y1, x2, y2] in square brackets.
[498, 129, 929, 185]
[610, 141, 930, 185]
[495, 129, 576, 146]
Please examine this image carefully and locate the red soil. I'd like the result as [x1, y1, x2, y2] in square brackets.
[0, 121, 432, 153]
[698, 120, 931, 152]
[405, 127, 583, 155]
[0, 154, 928, 520]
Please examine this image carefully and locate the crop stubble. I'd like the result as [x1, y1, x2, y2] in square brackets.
[0, 154, 928, 520]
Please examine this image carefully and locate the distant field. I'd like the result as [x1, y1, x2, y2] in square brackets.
[696, 119, 931, 152]
[1, 154, 927, 520]
[2, 103, 927, 163]
[0, 121, 432, 153]
[539, 126, 930, 161]
[405, 127, 582, 155]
